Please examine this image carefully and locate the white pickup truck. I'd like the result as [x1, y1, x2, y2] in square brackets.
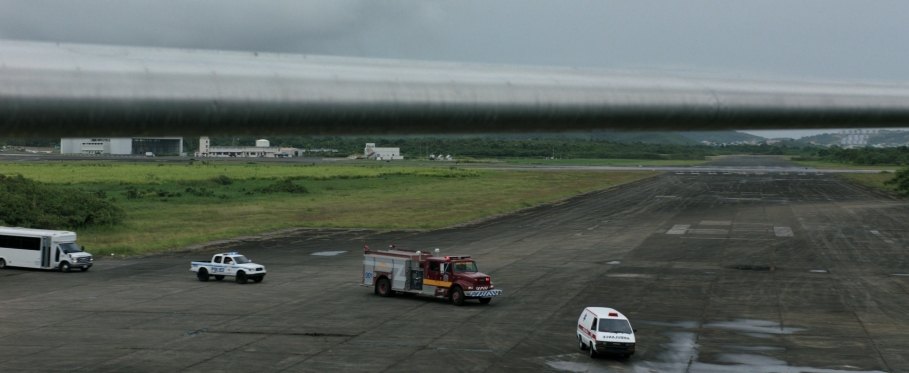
[190, 252, 266, 284]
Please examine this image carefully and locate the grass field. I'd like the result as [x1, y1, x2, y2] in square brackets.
[0, 161, 656, 256]
[790, 159, 900, 171]
[839, 172, 900, 194]
[500, 158, 708, 167]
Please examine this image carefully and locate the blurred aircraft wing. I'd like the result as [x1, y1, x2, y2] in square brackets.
[2, 39, 909, 136]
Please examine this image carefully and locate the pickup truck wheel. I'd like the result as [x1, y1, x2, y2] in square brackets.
[478, 297, 491, 305]
[214, 275, 225, 281]
[450, 286, 465, 306]
[197, 268, 209, 282]
[376, 277, 392, 297]
[235, 271, 247, 284]
[0, 258, 6, 269]
[59, 262, 71, 273]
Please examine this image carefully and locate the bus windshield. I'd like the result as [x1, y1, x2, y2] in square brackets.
[59, 243, 82, 253]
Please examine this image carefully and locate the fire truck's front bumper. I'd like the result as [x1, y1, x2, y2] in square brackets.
[464, 289, 503, 298]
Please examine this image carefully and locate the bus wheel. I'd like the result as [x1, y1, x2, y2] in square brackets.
[0, 258, 6, 269]
[59, 262, 71, 272]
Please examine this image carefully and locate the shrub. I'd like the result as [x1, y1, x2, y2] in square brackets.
[211, 174, 233, 185]
[257, 178, 309, 194]
[0, 175, 124, 229]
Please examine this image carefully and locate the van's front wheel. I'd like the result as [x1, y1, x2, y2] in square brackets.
[578, 335, 587, 350]
[59, 262, 71, 272]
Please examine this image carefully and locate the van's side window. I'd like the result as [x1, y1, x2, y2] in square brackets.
[55, 247, 60, 262]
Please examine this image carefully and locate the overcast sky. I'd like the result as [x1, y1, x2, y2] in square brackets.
[1, 1, 906, 138]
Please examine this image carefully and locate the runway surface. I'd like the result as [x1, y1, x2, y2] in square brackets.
[1, 155, 908, 372]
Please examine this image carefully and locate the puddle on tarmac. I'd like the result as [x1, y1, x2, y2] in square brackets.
[311, 251, 347, 256]
[606, 273, 652, 279]
[703, 319, 804, 335]
[544, 319, 885, 373]
[606, 261, 622, 265]
[809, 269, 829, 273]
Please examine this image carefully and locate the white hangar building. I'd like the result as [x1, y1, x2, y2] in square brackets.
[196, 137, 298, 158]
[364, 143, 403, 160]
[60, 137, 183, 156]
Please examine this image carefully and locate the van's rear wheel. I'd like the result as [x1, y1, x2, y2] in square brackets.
[376, 277, 392, 297]
[197, 268, 209, 281]
[0, 258, 6, 269]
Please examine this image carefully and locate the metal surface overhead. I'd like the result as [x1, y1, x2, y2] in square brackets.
[2, 39, 909, 137]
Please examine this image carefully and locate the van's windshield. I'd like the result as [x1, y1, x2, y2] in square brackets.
[598, 319, 633, 334]
[59, 243, 82, 253]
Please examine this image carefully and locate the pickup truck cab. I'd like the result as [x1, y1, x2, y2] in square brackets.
[190, 252, 266, 284]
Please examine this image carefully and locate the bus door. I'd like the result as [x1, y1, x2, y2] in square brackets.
[40, 237, 51, 268]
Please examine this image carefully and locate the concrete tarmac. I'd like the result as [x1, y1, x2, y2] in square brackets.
[1, 155, 907, 372]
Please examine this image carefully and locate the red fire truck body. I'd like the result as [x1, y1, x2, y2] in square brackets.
[362, 248, 502, 305]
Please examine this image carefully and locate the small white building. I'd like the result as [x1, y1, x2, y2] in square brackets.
[60, 137, 183, 156]
[364, 143, 403, 160]
[196, 137, 298, 158]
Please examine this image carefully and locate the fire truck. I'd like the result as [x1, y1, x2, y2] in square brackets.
[362, 246, 502, 306]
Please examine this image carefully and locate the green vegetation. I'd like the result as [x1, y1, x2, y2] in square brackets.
[840, 173, 900, 194]
[789, 160, 899, 171]
[0, 161, 655, 256]
[0, 174, 124, 228]
[501, 158, 709, 167]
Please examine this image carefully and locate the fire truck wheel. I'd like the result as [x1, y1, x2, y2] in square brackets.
[197, 268, 210, 281]
[478, 298, 491, 305]
[236, 271, 248, 284]
[214, 275, 225, 281]
[450, 286, 465, 306]
[376, 277, 393, 297]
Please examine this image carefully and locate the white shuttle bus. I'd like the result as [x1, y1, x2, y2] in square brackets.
[0, 227, 93, 272]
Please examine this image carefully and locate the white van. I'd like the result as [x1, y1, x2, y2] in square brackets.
[577, 307, 636, 358]
[0, 227, 93, 272]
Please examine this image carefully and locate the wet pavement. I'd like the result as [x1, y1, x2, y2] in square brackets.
[1, 155, 908, 372]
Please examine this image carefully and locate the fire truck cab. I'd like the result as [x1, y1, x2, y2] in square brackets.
[362, 247, 502, 306]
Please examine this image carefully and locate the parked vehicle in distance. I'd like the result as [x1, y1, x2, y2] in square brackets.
[0, 227, 93, 272]
[190, 252, 266, 284]
[577, 307, 636, 358]
[362, 246, 502, 305]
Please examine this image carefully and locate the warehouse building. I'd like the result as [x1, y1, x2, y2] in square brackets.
[195, 137, 298, 158]
[364, 143, 403, 160]
[60, 137, 183, 156]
